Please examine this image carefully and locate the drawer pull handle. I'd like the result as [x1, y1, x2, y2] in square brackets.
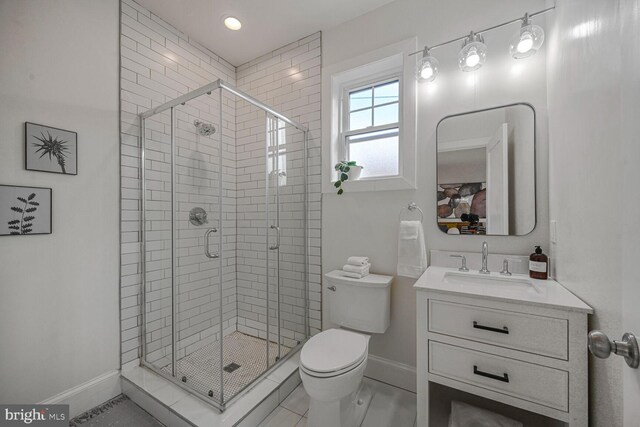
[473, 365, 510, 383]
[473, 321, 509, 334]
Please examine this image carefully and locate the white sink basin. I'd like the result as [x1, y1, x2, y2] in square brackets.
[443, 271, 533, 287]
[442, 271, 542, 295]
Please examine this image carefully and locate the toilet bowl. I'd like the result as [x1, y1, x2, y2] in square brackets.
[300, 270, 393, 427]
[300, 328, 371, 427]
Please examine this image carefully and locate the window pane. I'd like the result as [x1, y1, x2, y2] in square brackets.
[349, 88, 372, 111]
[374, 103, 398, 126]
[348, 135, 399, 178]
[374, 81, 399, 106]
[349, 109, 371, 131]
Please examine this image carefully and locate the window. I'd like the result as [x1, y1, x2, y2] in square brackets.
[323, 38, 417, 193]
[267, 118, 287, 186]
[343, 79, 400, 178]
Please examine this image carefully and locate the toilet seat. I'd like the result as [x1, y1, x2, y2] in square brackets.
[300, 329, 368, 377]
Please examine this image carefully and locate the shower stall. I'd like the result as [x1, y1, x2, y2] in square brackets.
[139, 79, 310, 410]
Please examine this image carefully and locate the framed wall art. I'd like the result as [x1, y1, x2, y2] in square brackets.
[25, 122, 77, 175]
[0, 185, 52, 236]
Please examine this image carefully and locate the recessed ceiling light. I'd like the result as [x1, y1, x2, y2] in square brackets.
[224, 16, 242, 31]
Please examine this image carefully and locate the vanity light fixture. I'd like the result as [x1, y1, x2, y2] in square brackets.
[510, 13, 545, 59]
[458, 31, 487, 72]
[410, 6, 554, 81]
[224, 16, 242, 30]
[416, 47, 439, 82]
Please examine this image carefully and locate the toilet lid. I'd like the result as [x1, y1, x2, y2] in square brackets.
[300, 329, 368, 374]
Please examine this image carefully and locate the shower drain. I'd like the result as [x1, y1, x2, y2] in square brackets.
[223, 362, 241, 373]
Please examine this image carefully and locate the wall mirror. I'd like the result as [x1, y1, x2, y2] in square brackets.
[436, 103, 536, 236]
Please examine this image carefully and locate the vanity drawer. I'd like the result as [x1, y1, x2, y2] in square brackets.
[429, 341, 569, 412]
[428, 300, 568, 359]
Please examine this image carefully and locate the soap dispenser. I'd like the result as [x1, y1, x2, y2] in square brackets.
[529, 246, 548, 280]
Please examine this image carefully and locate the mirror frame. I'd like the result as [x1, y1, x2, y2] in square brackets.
[435, 102, 537, 237]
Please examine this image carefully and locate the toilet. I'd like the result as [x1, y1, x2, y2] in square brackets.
[300, 270, 393, 427]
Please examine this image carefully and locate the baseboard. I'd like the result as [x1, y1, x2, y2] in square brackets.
[364, 354, 417, 393]
[39, 370, 122, 418]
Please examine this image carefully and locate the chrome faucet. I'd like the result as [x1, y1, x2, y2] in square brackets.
[479, 241, 490, 274]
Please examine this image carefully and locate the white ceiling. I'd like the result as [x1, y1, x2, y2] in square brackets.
[134, 0, 396, 66]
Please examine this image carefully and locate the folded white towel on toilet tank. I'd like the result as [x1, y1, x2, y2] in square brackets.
[347, 256, 369, 266]
[342, 270, 369, 279]
[343, 263, 370, 275]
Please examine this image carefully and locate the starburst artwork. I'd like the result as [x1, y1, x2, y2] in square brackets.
[25, 122, 77, 175]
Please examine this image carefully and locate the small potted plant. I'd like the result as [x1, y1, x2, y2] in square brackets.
[333, 161, 363, 195]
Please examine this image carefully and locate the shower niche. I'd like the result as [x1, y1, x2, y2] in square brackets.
[139, 80, 310, 410]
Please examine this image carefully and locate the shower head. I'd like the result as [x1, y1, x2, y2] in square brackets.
[194, 119, 216, 136]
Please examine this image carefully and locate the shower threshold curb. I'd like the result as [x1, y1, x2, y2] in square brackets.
[121, 350, 302, 427]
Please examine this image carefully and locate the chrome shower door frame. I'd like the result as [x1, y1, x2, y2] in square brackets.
[139, 79, 310, 412]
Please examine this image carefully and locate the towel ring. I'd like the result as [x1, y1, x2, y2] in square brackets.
[399, 202, 424, 223]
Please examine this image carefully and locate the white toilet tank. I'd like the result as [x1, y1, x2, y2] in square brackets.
[324, 270, 393, 333]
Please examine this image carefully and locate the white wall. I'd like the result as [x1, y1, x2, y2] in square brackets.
[322, 0, 548, 370]
[547, 0, 640, 424]
[0, 0, 120, 407]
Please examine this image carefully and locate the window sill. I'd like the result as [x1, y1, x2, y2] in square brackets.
[322, 175, 415, 194]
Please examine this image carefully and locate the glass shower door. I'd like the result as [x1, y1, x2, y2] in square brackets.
[172, 97, 224, 401]
[266, 116, 308, 365]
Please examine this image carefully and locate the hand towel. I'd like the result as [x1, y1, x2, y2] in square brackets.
[397, 220, 427, 279]
[343, 263, 370, 275]
[342, 270, 368, 279]
[399, 221, 420, 240]
[347, 256, 369, 266]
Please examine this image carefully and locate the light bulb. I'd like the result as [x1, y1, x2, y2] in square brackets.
[517, 33, 534, 53]
[510, 14, 545, 59]
[421, 65, 433, 80]
[416, 47, 439, 82]
[458, 32, 486, 72]
[465, 50, 480, 68]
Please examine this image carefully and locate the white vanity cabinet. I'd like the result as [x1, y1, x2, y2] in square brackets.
[415, 266, 593, 427]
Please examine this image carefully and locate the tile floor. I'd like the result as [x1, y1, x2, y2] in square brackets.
[258, 378, 417, 427]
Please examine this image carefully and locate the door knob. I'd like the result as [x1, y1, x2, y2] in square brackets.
[588, 330, 640, 368]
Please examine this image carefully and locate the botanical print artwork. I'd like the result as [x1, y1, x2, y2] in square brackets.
[8, 192, 39, 235]
[33, 131, 70, 173]
[25, 122, 77, 175]
[0, 185, 52, 236]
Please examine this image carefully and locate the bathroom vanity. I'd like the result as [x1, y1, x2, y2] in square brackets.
[415, 253, 592, 426]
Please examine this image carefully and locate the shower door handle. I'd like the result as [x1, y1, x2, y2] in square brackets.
[269, 225, 280, 250]
[204, 228, 219, 259]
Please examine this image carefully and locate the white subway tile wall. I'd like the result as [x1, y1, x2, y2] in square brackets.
[120, 0, 321, 368]
[120, 0, 236, 366]
[235, 33, 322, 345]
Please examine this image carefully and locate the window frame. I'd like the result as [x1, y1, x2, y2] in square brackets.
[322, 38, 418, 193]
[341, 74, 403, 180]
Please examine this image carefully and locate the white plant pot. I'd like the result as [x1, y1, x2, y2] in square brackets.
[349, 165, 363, 181]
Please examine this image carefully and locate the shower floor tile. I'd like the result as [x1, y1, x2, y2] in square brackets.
[162, 331, 291, 402]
